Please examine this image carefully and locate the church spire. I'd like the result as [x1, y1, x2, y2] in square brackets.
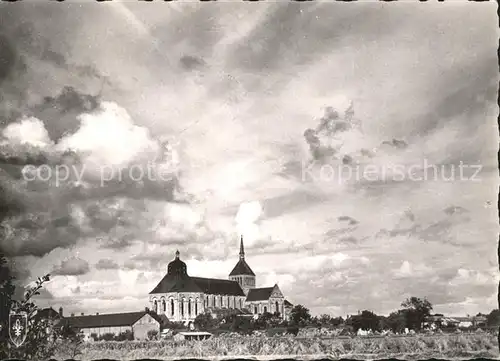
[239, 235, 245, 260]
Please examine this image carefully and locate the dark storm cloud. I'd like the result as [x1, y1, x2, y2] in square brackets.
[31, 86, 100, 142]
[444, 206, 468, 216]
[0, 34, 17, 85]
[0, 208, 81, 258]
[412, 59, 497, 137]
[179, 55, 205, 71]
[337, 216, 359, 226]
[227, 3, 407, 72]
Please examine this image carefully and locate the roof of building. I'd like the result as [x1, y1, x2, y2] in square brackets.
[63, 311, 158, 329]
[149, 312, 169, 325]
[284, 300, 293, 307]
[246, 287, 274, 302]
[36, 307, 62, 320]
[229, 237, 255, 276]
[150, 251, 245, 296]
[167, 250, 188, 277]
[229, 259, 255, 277]
[150, 275, 245, 296]
[192, 277, 245, 296]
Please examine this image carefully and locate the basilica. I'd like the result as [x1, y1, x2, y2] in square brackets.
[149, 237, 289, 324]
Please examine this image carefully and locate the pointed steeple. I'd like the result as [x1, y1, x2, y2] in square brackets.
[239, 235, 245, 260]
[175, 250, 180, 259]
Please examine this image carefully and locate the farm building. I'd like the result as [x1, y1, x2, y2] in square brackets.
[149, 237, 289, 324]
[62, 310, 160, 340]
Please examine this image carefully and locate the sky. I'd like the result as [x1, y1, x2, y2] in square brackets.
[0, 1, 498, 318]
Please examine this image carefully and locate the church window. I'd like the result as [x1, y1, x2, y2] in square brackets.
[195, 299, 198, 315]
[154, 300, 158, 313]
[188, 299, 192, 316]
[254, 306, 258, 314]
[170, 299, 174, 316]
[264, 306, 267, 313]
[181, 299, 185, 317]
[162, 300, 166, 312]
[219, 295, 222, 307]
[276, 301, 279, 314]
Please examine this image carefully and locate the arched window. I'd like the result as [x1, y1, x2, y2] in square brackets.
[195, 299, 198, 315]
[276, 301, 279, 314]
[181, 298, 185, 317]
[254, 306, 258, 314]
[264, 306, 267, 313]
[219, 295, 222, 308]
[170, 299, 174, 316]
[188, 299, 192, 316]
[162, 299, 166, 312]
[154, 300, 158, 313]
[212, 295, 216, 307]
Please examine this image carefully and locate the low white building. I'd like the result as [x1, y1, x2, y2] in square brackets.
[64, 310, 160, 340]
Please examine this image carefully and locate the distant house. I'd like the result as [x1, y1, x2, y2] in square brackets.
[454, 317, 474, 328]
[35, 307, 65, 336]
[424, 314, 486, 330]
[62, 310, 160, 340]
[36, 307, 64, 323]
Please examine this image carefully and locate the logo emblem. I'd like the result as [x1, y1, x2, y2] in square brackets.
[9, 309, 28, 347]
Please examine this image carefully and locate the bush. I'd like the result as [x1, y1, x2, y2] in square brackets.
[99, 333, 115, 341]
[114, 330, 134, 341]
[147, 330, 158, 340]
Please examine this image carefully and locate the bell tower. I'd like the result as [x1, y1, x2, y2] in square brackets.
[229, 236, 256, 295]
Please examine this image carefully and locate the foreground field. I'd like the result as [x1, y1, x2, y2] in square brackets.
[70, 334, 499, 360]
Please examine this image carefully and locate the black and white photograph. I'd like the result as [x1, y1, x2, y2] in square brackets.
[0, 1, 498, 360]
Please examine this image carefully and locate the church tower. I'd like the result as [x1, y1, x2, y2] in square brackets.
[229, 236, 256, 295]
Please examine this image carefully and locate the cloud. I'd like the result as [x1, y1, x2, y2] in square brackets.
[2, 117, 53, 148]
[179, 55, 205, 71]
[95, 258, 119, 270]
[0, 34, 17, 84]
[0, 3, 497, 318]
[52, 257, 90, 276]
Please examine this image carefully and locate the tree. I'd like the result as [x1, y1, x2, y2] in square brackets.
[289, 305, 311, 327]
[401, 297, 433, 331]
[194, 313, 216, 330]
[347, 310, 381, 332]
[383, 311, 407, 333]
[0, 251, 15, 351]
[486, 309, 500, 327]
[254, 312, 275, 329]
[53, 324, 84, 359]
[1, 273, 63, 360]
[230, 316, 253, 334]
[318, 314, 331, 326]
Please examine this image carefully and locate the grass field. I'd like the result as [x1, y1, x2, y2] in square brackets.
[67, 333, 499, 360]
